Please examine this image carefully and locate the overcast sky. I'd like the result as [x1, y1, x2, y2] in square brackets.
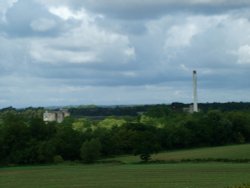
[1, 0, 250, 107]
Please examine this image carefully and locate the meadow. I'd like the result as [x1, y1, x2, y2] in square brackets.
[112, 144, 250, 163]
[1, 144, 250, 188]
[1, 163, 250, 188]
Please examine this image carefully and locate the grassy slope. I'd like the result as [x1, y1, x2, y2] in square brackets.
[1, 163, 250, 188]
[113, 144, 250, 163]
[2, 144, 250, 188]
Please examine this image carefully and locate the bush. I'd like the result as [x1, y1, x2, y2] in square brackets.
[53, 155, 64, 164]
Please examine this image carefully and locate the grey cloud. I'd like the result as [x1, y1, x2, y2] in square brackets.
[1, 0, 250, 107]
[0, 36, 29, 75]
[0, 0, 18, 21]
[28, 14, 136, 65]
[81, 0, 250, 19]
[35, 0, 250, 19]
[1, 0, 67, 37]
[25, 13, 250, 91]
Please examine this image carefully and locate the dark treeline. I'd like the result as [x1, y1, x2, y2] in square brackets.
[171, 102, 250, 112]
[69, 102, 250, 117]
[1, 104, 250, 165]
[68, 105, 150, 117]
[1, 102, 250, 117]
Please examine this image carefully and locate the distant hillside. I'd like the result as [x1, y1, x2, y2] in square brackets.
[171, 102, 250, 112]
[153, 144, 250, 161]
[68, 105, 152, 117]
[68, 102, 250, 117]
[0, 102, 250, 117]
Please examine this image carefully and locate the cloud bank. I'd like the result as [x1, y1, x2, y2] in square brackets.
[0, 0, 250, 107]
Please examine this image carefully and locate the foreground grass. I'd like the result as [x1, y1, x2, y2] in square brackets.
[113, 144, 250, 163]
[1, 163, 250, 188]
[228, 185, 250, 188]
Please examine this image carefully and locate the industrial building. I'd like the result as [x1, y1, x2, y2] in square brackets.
[43, 109, 70, 123]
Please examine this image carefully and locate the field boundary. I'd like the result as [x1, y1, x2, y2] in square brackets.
[138, 158, 250, 164]
[101, 158, 250, 165]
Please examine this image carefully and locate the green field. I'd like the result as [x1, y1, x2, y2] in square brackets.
[1, 163, 250, 188]
[113, 144, 250, 163]
[1, 144, 250, 188]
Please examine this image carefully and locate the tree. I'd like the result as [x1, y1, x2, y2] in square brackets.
[133, 131, 161, 162]
[80, 139, 102, 163]
[227, 112, 250, 143]
[0, 125, 5, 164]
[98, 117, 126, 129]
[54, 126, 83, 161]
[145, 105, 170, 118]
[204, 110, 233, 145]
[124, 123, 161, 162]
[1, 113, 30, 164]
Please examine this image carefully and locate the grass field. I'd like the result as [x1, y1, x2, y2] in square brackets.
[112, 144, 250, 163]
[1, 144, 250, 188]
[1, 163, 250, 188]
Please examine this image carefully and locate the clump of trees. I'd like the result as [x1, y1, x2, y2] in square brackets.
[80, 139, 102, 163]
[1, 105, 250, 166]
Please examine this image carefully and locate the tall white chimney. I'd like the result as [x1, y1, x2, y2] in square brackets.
[193, 70, 198, 112]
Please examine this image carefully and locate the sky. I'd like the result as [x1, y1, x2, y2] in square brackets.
[1, 0, 250, 108]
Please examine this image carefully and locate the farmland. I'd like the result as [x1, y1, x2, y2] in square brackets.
[112, 144, 250, 163]
[1, 144, 250, 188]
[1, 108, 250, 188]
[1, 163, 250, 188]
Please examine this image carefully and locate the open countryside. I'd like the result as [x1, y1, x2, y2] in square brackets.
[1, 104, 250, 188]
[1, 161, 250, 188]
[113, 144, 250, 163]
[2, 1, 250, 188]
[2, 144, 250, 188]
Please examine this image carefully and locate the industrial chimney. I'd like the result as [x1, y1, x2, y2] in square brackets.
[193, 70, 198, 112]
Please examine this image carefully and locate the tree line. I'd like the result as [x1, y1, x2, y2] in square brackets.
[0, 105, 250, 165]
[68, 102, 250, 117]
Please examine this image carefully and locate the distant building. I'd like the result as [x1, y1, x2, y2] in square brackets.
[183, 104, 195, 113]
[43, 109, 70, 123]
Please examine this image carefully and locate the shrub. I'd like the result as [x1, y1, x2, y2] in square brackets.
[53, 155, 64, 164]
